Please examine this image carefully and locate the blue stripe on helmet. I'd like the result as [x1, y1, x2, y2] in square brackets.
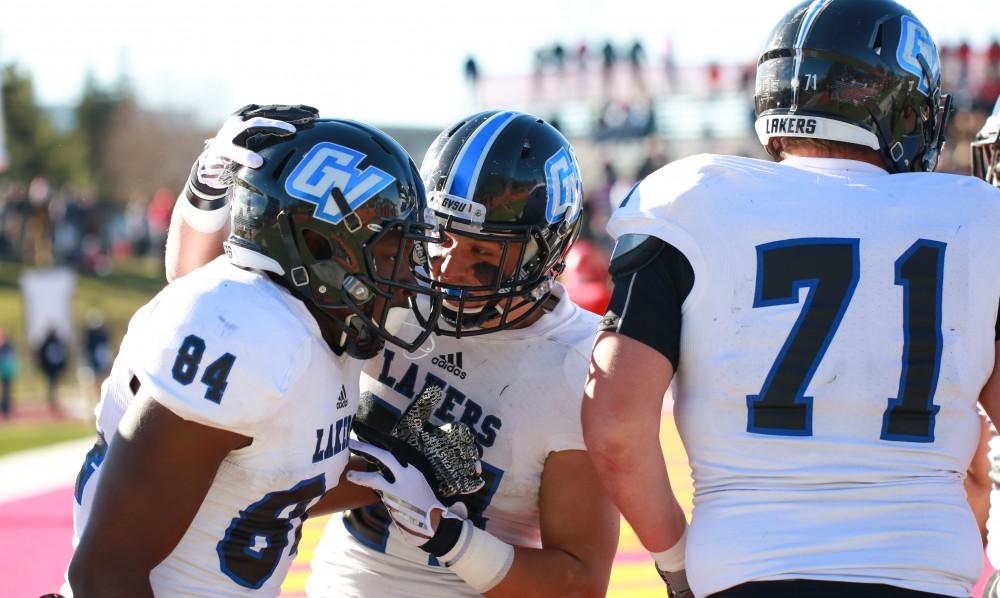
[447, 111, 518, 200]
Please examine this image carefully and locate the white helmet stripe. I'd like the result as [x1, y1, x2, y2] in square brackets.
[755, 114, 881, 150]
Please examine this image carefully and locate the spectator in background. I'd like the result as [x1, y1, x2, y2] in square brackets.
[463, 55, 480, 88]
[707, 61, 722, 94]
[145, 187, 174, 261]
[636, 140, 669, 182]
[601, 40, 617, 97]
[0, 329, 16, 418]
[958, 41, 972, 97]
[464, 54, 481, 109]
[576, 41, 589, 71]
[989, 39, 1000, 79]
[629, 39, 647, 92]
[532, 47, 547, 99]
[37, 329, 68, 416]
[553, 42, 566, 74]
[81, 309, 111, 405]
[663, 38, 678, 93]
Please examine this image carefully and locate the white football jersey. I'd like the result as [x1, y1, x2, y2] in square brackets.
[307, 283, 596, 598]
[608, 154, 1000, 598]
[986, 420, 1000, 567]
[65, 257, 362, 597]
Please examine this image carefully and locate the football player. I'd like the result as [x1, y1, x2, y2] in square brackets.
[972, 95, 1000, 598]
[972, 96, 1000, 188]
[582, 2, 1000, 597]
[308, 111, 620, 597]
[166, 110, 621, 597]
[64, 106, 447, 597]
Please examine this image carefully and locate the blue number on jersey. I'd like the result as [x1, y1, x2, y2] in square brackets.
[170, 334, 237, 403]
[749, 238, 944, 441]
[217, 475, 326, 589]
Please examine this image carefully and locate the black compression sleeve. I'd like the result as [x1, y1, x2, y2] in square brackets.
[598, 240, 694, 370]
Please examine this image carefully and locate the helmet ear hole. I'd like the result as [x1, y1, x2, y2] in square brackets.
[302, 228, 334, 261]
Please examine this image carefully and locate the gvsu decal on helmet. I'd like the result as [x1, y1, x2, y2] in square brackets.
[544, 147, 583, 224]
[284, 142, 396, 225]
[896, 15, 939, 96]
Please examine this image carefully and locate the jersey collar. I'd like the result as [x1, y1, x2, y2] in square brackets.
[781, 156, 889, 176]
[481, 281, 578, 341]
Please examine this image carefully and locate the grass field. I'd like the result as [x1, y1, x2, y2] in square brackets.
[0, 258, 164, 402]
[0, 419, 95, 457]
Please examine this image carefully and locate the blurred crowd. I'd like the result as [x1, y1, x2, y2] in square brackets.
[0, 178, 174, 272]
[0, 38, 997, 419]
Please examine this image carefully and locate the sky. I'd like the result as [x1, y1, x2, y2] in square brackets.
[2, 0, 998, 129]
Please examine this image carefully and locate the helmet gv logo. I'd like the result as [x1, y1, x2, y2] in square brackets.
[285, 142, 396, 225]
[896, 15, 939, 96]
[544, 147, 583, 224]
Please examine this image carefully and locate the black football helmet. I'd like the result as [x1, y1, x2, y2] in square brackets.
[413, 111, 583, 337]
[972, 96, 1000, 187]
[754, 0, 951, 173]
[225, 117, 442, 358]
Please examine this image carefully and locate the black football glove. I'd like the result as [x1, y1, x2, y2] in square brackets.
[353, 384, 485, 500]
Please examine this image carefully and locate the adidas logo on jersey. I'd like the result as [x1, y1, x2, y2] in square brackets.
[336, 385, 349, 409]
[432, 352, 467, 380]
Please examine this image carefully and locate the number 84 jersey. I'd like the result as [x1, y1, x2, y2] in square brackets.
[609, 155, 1000, 598]
[66, 257, 361, 597]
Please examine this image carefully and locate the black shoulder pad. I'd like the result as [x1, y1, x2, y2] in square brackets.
[609, 234, 668, 277]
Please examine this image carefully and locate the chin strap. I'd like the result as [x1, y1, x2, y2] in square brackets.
[441, 278, 560, 336]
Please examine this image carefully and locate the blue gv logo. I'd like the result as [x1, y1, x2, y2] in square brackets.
[896, 15, 939, 96]
[285, 142, 396, 225]
[544, 147, 582, 225]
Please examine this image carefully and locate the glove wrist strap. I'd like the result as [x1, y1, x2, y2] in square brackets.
[439, 520, 515, 593]
[422, 515, 464, 557]
[179, 158, 230, 234]
[179, 182, 232, 233]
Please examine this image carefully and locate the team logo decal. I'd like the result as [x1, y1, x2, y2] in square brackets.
[285, 142, 396, 225]
[544, 147, 583, 225]
[896, 15, 940, 96]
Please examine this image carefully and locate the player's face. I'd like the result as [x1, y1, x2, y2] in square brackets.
[428, 232, 527, 309]
[367, 228, 421, 317]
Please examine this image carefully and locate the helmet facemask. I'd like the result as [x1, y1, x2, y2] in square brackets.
[971, 99, 1000, 187]
[297, 214, 444, 358]
[412, 192, 572, 338]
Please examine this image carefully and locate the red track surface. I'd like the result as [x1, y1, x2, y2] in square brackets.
[0, 486, 73, 597]
[1, 476, 994, 597]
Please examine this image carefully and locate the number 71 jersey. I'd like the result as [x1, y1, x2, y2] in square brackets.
[608, 154, 1000, 597]
[67, 257, 361, 597]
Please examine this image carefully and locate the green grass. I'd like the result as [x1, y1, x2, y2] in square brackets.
[0, 419, 95, 456]
[0, 257, 165, 401]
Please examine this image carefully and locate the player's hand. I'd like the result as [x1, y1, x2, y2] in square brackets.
[180, 103, 318, 232]
[656, 566, 693, 598]
[391, 385, 485, 497]
[348, 439, 463, 546]
[353, 385, 484, 500]
[196, 104, 317, 191]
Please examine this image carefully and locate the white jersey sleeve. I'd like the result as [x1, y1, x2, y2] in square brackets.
[129, 279, 312, 436]
[68, 258, 360, 598]
[542, 324, 593, 454]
